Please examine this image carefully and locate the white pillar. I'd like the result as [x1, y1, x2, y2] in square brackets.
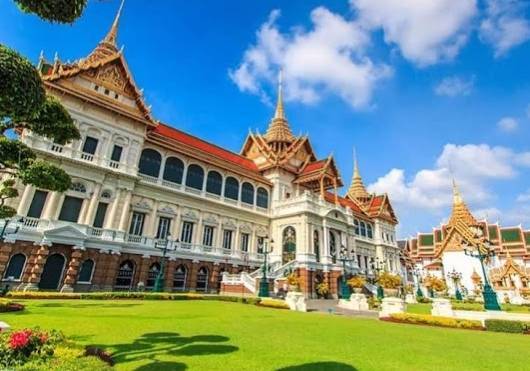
[42, 191, 62, 220]
[83, 183, 102, 225]
[145, 200, 159, 238]
[104, 188, 122, 229]
[118, 190, 133, 231]
[17, 185, 35, 216]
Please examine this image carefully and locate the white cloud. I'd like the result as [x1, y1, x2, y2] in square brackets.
[517, 189, 530, 202]
[351, 0, 477, 66]
[473, 207, 502, 221]
[497, 117, 519, 132]
[368, 144, 530, 214]
[229, 8, 392, 109]
[479, 0, 530, 57]
[434, 76, 475, 97]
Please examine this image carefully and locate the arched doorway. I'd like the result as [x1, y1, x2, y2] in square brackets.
[282, 227, 296, 264]
[39, 253, 66, 290]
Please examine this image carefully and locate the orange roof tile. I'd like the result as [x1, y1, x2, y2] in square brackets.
[152, 123, 259, 172]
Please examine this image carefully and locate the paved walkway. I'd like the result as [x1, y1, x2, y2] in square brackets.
[306, 299, 379, 319]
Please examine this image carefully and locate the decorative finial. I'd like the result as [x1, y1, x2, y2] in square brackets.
[103, 0, 125, 46]
[54, 51, 59, 62]
[274, 68, 285, 120]
[353, 147, 360, 178]
[452, 178, 463, 205]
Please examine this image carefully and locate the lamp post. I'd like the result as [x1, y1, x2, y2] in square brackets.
[258, 236, 273, 297]
[447, 269, 463, 301]
[413, 267, 424, 298]
[464, 239, 501, 311]
[153, 233, 172, 292]
[338, 244, 355, 299]
[371, 257, 384, 299]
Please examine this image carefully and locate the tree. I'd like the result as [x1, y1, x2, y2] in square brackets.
[0, 0, 88, 218]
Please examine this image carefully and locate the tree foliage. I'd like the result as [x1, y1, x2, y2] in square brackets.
[14, 0, 87, 24]
[0, 44, 45, 123]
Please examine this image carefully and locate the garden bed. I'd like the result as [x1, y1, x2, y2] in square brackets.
[0, 299, 25, 313]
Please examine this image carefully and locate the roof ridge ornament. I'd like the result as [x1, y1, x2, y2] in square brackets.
[347, 148, 370, 201]
[264, 69, 295, 146]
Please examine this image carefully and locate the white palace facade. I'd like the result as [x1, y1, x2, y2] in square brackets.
[0, 7, 401, 297]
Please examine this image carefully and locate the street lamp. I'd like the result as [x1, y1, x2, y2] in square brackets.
[258, 236, 273, 297]
[153, 233, 172, 292]
[447, 269, 463, 301]
[338, 244, 355, 299]
[371, 257, 384, 299]
[413, 267, 424, 298]
[463, 238, 501, 311]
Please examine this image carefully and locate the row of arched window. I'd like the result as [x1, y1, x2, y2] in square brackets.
[138, 149, 269, 208]
[115, 260, 210, 291]
[354, 219, 373, 239]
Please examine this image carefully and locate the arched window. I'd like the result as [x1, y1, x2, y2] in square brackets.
[146, 262, 161, 288]
[115, 260, 135, 289]
[367, 224, 373, 239]
[3, 253, 26, 280]
[77, 259, 94, 283]
[241, 182, 254, 205]
[138, 149, 162, 177]
[206, 171, 222, 195]
[360, 221, 367, 237]
[163, 157, 184, 184]
[224, 177, 239, 200]
[70, 182, 86, 193]
[196, 267, 209, 292]
[173, 265, 187, 291]
[101, 190, 112, 199]
[329, 231, 337, 263]
[185, 164, 204, 190]
[313, 230, 320, 263]
[257, 187, 269, 208]
[282, 227, 296, 264]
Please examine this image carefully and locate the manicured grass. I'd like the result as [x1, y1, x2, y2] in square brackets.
[407, 302, 530, 314]
[3, 300, 530, 370]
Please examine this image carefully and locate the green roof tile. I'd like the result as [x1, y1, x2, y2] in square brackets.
[488, 226, 498, 240]
[419, 234, 434, 246]
[525, 232, 530, 246]
[501, 229, 522, 243]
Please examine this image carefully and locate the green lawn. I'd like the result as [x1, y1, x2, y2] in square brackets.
[3, 300, 530, 371]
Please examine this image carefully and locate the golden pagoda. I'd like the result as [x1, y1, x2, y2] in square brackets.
[264, 70, 296, 150]
[346, 151, 370, 201]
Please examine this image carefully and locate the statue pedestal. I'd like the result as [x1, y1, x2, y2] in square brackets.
[285, 291, 307, 312]
[431, 298, 454, 317]
[338, 293, 369, 311]
[379, 297, 406, 318]
[405, 294, 416, 304]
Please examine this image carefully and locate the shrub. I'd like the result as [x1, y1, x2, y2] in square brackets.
[452, 302, 485, 312]
[377, 272, 401, 289]
[347, 275, 365, 289]
[484, 319, 530, 334]
[0, 299, 25, 312]
[316, 283, 330, 298]
[258, 299, 289, 310]
[423, 275, 447, 292]
[388, 313, 483, 330]
[15, 0, 88, 24]
[417, 297, 432, 304]
[286, 273, 300, 287]
[367, 296, 380, 309]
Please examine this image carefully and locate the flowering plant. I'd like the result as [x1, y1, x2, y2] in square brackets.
[347, 275, 366, 288]
[0, 328, 63, 368]
[377, 272, 402, 289]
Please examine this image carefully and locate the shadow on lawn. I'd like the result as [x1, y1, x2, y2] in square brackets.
[278, 362, 357, 371]
[91, 332, 238, 369]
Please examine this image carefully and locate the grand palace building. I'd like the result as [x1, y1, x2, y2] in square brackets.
[402, 183, 530, 302]
[0, 6, 401, 298]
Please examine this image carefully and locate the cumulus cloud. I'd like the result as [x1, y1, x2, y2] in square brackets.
[229, 8, 392, 109]
[434, 76, 475, 97]
[479, 0, 530, 57]
[368, 144, 530, 214]
[350, 0, 477, 66]
[497, 117, 519, 132]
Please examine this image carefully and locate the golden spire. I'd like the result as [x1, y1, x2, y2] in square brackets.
[265, 69, 295, 144]
[347, 149, 370, 200]
[83, 0, 125, 64]
[448, 179, 478, 226]
[101, 0, 125, 48]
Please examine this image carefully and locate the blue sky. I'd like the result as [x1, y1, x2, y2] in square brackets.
[2, 0, 530, 237]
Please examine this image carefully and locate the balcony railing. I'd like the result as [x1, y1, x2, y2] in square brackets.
[8, 217, 263, 262]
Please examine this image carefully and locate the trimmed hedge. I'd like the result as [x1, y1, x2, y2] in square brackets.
[0, 299, 24, 312]
[6, 291, 263, 306]
[258, 299, 290, 310]
[388, 313, 483, 330]
[485, 319, 530, 334]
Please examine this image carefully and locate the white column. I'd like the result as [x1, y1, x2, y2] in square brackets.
[322, 219, 329, 259]
[104, 188, 122, 229]
[83, 183, 102, 225]
[78, 198, 90, 224]
[42, 191, 62, 220]
[145, 200, 159, 238]
[17, 185, 35, 216]
[118, 190, 133, 232]
[171, 207, 182, 241]
[193, 213, 203, 246]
